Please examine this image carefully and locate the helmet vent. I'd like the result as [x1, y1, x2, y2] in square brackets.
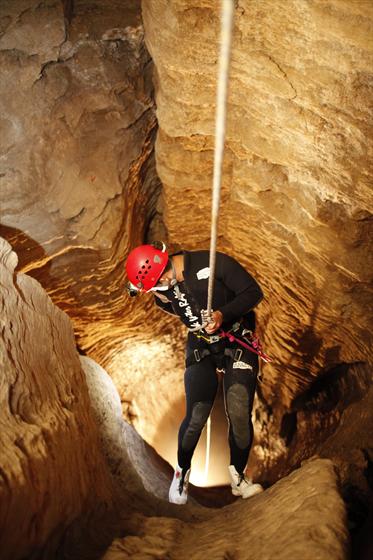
[126, 244, 168, 292]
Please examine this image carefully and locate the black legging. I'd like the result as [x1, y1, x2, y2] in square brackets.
[177, 343, 258, 474]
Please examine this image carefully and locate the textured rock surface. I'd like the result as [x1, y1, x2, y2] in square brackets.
[0, 237, 208, 559]
[80, 354, 172, 507]
[142, 0, 373, 484]
[102, 458, 349, 560]
[79, 354, 229, 512]
[0, 0, 186, 480]
[0, 0, 372, 555]
[142, 0, 373, 399]
[0, 0, 163, 365]
[0, 238, 115, 560]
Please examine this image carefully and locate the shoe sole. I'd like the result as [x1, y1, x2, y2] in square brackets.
[169, 496, 187, 505]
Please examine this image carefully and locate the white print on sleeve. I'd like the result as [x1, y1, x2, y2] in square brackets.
[196, 267, 210, 280]
[173, 287, 202, 329]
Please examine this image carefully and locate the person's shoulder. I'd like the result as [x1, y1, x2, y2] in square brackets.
[186, 249, 210, 261]
[184, 250, 210, 275]
[216, 250, 233, 258]
[216, 251, 239, 264]
[187, 250, 239, 267]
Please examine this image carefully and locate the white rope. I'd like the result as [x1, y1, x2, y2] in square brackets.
[203, 0, 234, 486]
[206, 0, 234, 319]
[203, 416, 211, 484]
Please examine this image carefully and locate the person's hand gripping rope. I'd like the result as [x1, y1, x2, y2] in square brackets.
[201, 309, 223, 334]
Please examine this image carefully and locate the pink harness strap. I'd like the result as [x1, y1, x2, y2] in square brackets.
[219, 330, 273, 363]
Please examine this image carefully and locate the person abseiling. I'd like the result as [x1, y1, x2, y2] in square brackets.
[126, 241, 265, 504]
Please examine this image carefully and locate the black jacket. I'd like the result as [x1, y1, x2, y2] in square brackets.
[154, 250, 263, 331]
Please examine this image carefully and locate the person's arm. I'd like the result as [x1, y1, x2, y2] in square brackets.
[216, 252, 263, 324]
[154, 293, 178, 316]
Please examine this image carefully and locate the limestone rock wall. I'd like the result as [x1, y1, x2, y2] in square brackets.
[0, 0, 187, 497]
[0, 238, 115, 560]
[79, 354, 172, 508]
[0, 1, 372, 557]
[142, 0, 373, 411]
[0, 0, 372, 537]
[0, 0, 165, 367]
[0, 237, 203, 559]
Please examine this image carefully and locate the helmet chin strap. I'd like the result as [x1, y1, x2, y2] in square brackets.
[151, 257, 181, 295]
[150, 284, 169, 292]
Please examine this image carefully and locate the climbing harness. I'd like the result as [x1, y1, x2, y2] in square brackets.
[193, 321, 241, 344]
[186, 346, 241, 368]
[187, 324, 272, 367]
[191, 316, 272, 365]
[220, 329, 273, 363]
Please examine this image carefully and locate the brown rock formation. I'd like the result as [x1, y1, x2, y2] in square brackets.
[1, 0, 372, 557]
[0, 0, 163, 366]
[142, 0, 373, 489]
[142, 0, 373, 397]
[103, 458, 349, 560]
[0, 233, 352, 559]
[0, 0, 187, 506]
[0, 238, 115, 559]
[0, 238, 205, 559]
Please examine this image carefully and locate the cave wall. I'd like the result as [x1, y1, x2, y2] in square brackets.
[103, 458, 349, 560]
[0, 238, 352, 560]
[0, 1, 372, 556]
[0, 238, 115, 560]
[142, 0, 373, 407]
[0, 0, 188, 473]
[0, 236, 212, 559]
[0, 0, 166, 367]
[0, 0, 372, 508]
[141, 0, 373, 485]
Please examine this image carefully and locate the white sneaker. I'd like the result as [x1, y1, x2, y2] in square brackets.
[169, 465, 190, 505]
[228, 465, 263, 499]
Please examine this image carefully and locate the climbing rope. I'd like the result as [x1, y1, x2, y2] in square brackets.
[203, 0, 235, 486]
[206, 0, 234, 320]
[203, 416, 212, 484]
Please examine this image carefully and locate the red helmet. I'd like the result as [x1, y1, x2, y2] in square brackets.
[126, 243, 168, 292]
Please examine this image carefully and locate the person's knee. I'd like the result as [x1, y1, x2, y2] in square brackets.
[226, 384, 251, 449]
[181, 401, 212, 451]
